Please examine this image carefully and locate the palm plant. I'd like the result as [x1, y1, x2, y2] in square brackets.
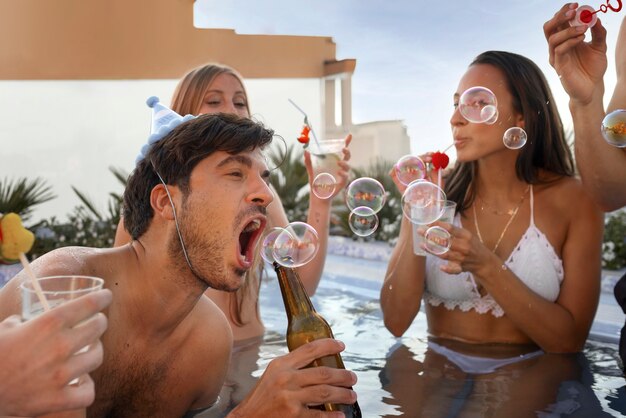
[71, 166, 128, 223]
[0, 177, 56, 223]
[30, 167, 128, 256]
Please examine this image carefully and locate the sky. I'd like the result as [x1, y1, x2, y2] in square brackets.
[195, 0, 624, 159]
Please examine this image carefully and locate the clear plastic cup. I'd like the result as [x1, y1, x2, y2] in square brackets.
[21, 275, 105, 320]
[308, 138, 345, 180]
[21, 275, 105, 385]
[412, 200, 457, 256]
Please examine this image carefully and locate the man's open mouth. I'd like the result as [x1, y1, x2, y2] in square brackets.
[238, 218, 265, 264]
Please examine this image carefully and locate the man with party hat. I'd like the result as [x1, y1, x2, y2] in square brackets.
[0, 99, 358, 417]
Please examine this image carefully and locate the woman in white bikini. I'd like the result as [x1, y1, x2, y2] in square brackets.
[381, 50, 603, 356]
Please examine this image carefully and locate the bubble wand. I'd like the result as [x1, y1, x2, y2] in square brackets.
[591, 0, 622, 15]
[573, 1, 622, 27]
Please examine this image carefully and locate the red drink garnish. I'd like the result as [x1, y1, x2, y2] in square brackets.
[432, 152, 449, 170]
[297, 125, 310, 144]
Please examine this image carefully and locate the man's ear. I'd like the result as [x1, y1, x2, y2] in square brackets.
[150, 183, 177, 221]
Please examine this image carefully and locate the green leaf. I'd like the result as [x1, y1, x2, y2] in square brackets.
[0, 177, 56, 223]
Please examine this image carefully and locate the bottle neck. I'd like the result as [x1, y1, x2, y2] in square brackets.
[273, 262, 315, 317]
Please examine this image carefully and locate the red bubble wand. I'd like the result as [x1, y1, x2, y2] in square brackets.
[580, 0, 622, 24]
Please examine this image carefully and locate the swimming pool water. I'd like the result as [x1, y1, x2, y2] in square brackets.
[198, 258, 626, 417]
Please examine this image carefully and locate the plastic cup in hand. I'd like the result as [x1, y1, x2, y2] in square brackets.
[412, 200, 456, 256]
[21, 275, 104, 320]
[401, 180, 446, 225]
[21, 275, 105, 385]
[308, 138, 345, 180]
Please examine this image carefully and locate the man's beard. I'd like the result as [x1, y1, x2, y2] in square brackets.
[167, 195, 240, 292]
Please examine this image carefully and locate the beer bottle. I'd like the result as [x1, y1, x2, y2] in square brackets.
[274, 262, 362, 417]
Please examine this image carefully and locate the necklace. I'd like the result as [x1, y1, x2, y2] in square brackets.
[478, 194, 516, 216]
[473, 186, 529, 253]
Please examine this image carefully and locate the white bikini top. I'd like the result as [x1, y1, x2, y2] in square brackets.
[424, 186, 564, 317]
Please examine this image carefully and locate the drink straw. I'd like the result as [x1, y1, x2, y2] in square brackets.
[287, 98, 322, 150]
[18, 252, 51, 312]
[437, 142, 453, 190]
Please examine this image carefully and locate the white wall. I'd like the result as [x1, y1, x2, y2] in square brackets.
[0, 78, 321, 223]
[349, 120, 411, 168]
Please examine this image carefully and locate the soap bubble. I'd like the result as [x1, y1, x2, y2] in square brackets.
[483, 106, 499, 125]
[348, 206, 379, 237]
[312, 172, 337, 199]
[459, 86, 498, 124]
[601, 109, 626, 148]
[346, 177, 386, 213]
[401, 180, 446, 225]
[424, 226, 452, 255]
[503, 127, 527, 150]
[260, 227, 286, 264]
[395, 155, 426, 186]
[272, 222, 320, 268]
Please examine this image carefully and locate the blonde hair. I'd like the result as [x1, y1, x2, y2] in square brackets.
[170, 62, 258, 327]
[170, 63, 251, 117]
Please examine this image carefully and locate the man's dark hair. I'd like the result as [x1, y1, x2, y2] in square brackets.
[123, 113, 273, 239]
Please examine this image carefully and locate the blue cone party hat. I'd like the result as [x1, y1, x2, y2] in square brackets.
[136, 96, 196, 164]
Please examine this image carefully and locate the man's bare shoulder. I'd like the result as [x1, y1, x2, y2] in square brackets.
[89, 290, 234, 416]
[188, 295, 233, 359]
[174, 294, 234, 409]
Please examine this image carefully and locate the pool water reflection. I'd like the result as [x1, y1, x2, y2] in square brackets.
[197, 264, 626, 417]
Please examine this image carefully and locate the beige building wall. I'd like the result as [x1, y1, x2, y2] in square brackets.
[343, 121, 411, 167]
[0, 0, 353, 80]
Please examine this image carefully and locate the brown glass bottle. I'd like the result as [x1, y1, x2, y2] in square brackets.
[273, 262, 362, 417]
